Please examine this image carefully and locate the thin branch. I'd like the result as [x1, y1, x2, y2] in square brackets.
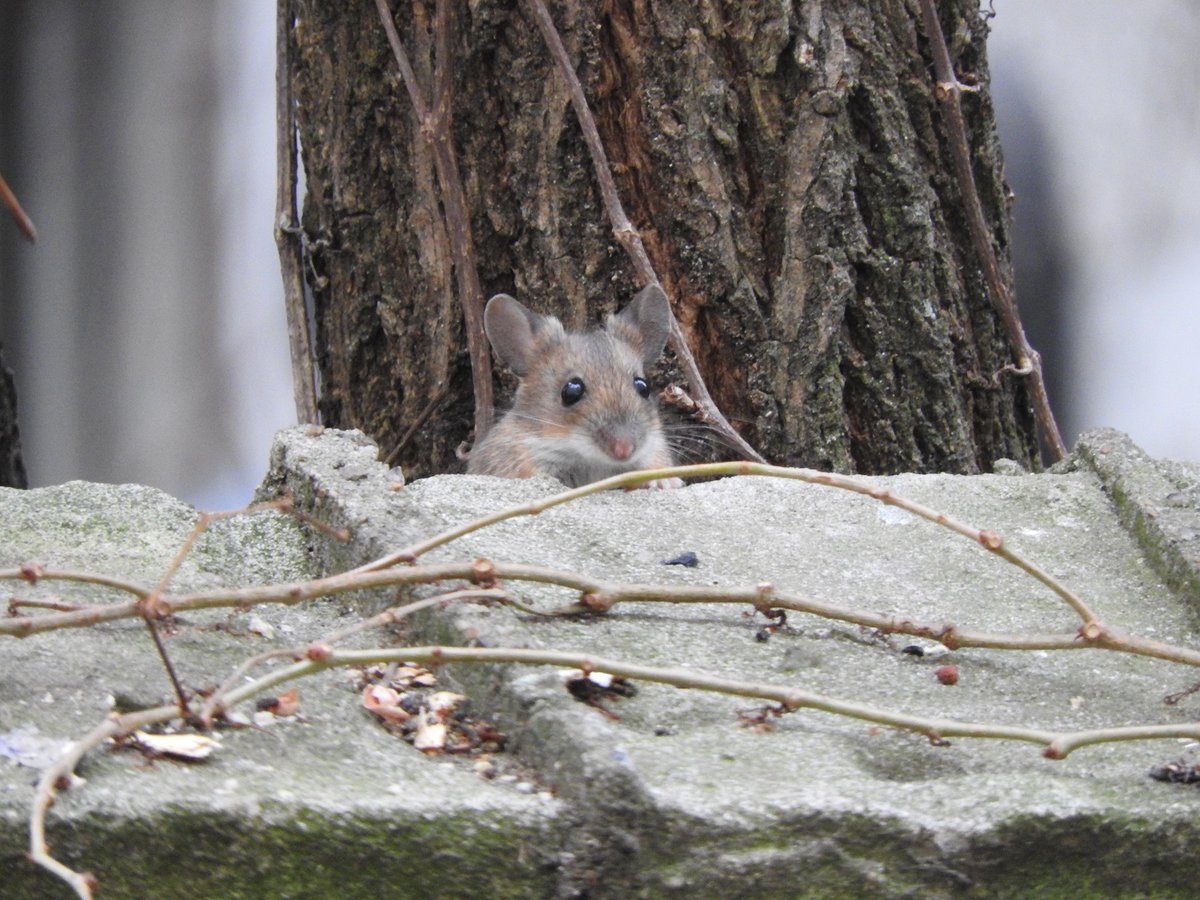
[139, 616, 191, 718]
[430, 0, 454, 126]
[0, 567, 150, 600]
[353, 461, 1095, 626]
[7, 597, 91, 614]
[143, 496, 311, 603]
[10, 447, 1200, 669]
[0, 458, 1154, 687]
[383, 381, 451, 467]
[28, 625, 1197, 900]
[198, 587, 509, 723]
[523, 0, 765, 464]
[135, 501, 273, 715]
[0, 499, 341, 638]
[141, 496, 343, 716]
[8, 551, 1192, 667]
[0, 171, 37, 243]
[274, 0, 320, 423]
[374, 0, 494, 440]
[917, 0, 1066, 460]
[378, 0, 429, 121]
[30, 704, 175, 900]
[221, 645, 1200, 759]
[30, 632, 1200, 897]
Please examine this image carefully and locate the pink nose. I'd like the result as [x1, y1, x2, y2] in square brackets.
[610, 437, 634, 461]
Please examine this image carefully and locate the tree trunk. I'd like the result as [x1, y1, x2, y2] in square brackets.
[287, 0, 1037, 478]
[0, 347, 26, 488]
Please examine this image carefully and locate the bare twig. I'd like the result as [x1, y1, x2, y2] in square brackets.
[523, 0, 765, 464]
[0, 453, 1126, 695]
[139, 616, 191, 717]
[14, 460, 1200, 675]
[30, 704, 175, 900]
[139, 495, 345, 716]
[917, 0, 1066, 460]
[20, 457, 1200, 895]
[137, 495, 325, 618]
[0, 170, 37, 243]
[0, 170, 36, 243]
[6, 551, 1194, 668]
[31, 630, 1200, 897]
[220, 645, 1200, 759]
[136, 499, 283, 715]
[384, 381, 451, 467]
[198, 587, 509, 723]
[352, 462, 1095, 627]
[274, 0, 320, 423]
[2, 567, 150, 603]
[374, 0, 494, 440]
[7, 597, 91, 614]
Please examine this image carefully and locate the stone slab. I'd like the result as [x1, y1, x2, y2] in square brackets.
[0, 476, 560, 899]
[3, 426, 1200, 897]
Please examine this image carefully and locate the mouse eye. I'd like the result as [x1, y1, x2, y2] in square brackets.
[561, 378, 586, 406]
[632, 376, 650, 399]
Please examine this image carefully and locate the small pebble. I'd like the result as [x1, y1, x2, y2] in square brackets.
[662, 551, 700, 568]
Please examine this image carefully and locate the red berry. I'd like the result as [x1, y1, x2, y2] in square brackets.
[935, 665, 959, 686]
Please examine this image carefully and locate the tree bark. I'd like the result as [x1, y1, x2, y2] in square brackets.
[0, 346, 27, 488]
[287, 0, 1037, 478]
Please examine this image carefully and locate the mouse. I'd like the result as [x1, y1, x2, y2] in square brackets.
[467, 284, 682, 488]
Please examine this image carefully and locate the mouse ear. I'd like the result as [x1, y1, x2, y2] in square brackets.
[611, 284, 672, 367]
[484, 294, 559, 377]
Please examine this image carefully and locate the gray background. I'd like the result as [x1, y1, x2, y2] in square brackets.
[0, 0, 1196, 509]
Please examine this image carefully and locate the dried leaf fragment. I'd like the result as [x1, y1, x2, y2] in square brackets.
[362, 684, 412, 725]
[412, 714, 448, 752]
[428, 691, 466, 718]
[132, 731, 221, 761]
[393, 665, 438, 688]
[256, 688, 301, 718]
[247, 615, 276, 639]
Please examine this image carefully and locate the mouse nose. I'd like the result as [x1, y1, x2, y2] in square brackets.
[609, 436, 634, 461]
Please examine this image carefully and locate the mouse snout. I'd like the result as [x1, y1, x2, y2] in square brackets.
[609, 436, 634, 461]
[594, 420, 639, 462]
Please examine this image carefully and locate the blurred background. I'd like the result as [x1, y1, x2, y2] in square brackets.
[0, 1, 1197, 510]
[987, 2, 1200, 468]
[0, 1, 292, 509]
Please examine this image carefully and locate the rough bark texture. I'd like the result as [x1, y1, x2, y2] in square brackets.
[0, 346, 27, 488]
[288, 0, 1036, 478]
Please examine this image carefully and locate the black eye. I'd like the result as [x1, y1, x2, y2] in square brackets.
[561, 378, 586, 406]
[633, 376, 650, 399]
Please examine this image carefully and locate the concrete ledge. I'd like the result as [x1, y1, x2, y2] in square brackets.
[1074, 427, 1200, 601]
[0, 477, 559, 899]
[3, 427, 1200, 897]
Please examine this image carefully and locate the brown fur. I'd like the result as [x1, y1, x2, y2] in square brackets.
[468, 286, 680, 488]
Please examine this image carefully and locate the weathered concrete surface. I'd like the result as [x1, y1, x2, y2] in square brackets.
[3, 426, 1200, 897]
[0, 475, 561, 899]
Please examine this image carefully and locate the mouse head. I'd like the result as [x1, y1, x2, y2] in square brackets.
[483, 284, 671, 379]
[482, 284, 673, 477]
